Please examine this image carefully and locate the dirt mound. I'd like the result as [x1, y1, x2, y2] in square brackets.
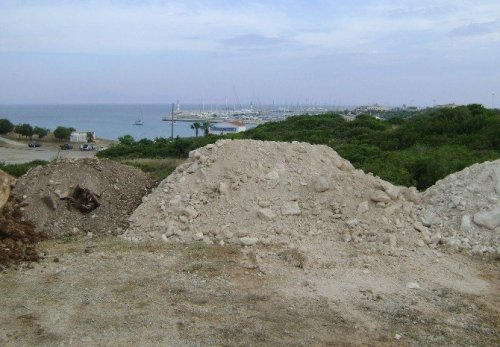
[418, 160, 500, 255]
[124, 140, 428, 254]
[11, 158, 155, 238]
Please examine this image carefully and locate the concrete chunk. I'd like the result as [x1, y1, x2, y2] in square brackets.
[257, 208, 277, 221]
[371, 191, 391, 203]
[473, 208, 500, 230]
[281, 201, 301, 216]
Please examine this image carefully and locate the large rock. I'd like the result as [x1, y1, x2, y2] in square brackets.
[357, 201, 369, 214]
[460, 215, 472, 231]
[370, 191, 392, 203]
[281, 201, 301, 216]
[312, 176, 329, 193]
[257, 208, 277, 221]
[473, 208, 500, 230]
[403, 187, 421, 204]
[240, 237, 259, 246]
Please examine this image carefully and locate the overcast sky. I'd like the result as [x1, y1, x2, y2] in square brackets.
[0, 0, 499, 106]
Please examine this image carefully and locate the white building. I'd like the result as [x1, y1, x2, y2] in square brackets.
[209, 121, 246, 135]
[70, 131, 95, 142]
[354, 104, 391, 114]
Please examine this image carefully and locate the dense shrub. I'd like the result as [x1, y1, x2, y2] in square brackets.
[98, 105, 500, 190]
[0, 160, 49, 177]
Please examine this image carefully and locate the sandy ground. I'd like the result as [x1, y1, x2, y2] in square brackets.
[1, 139, 498, 346]
[0, 236, 498, 346]
[0, 136, 100, 164]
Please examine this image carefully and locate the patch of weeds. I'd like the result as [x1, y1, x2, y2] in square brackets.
[0, 160, 49, 177]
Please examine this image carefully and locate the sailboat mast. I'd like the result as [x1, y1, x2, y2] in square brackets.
[171, 103, 174, 140]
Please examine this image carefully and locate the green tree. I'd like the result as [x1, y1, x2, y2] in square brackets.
[14, 123, 34, 139]
[53, 126, 73, 141]
[118, 134, 135, 145]
[33, 126, 50, 139]
[0, 119, 14, 134]
[190, 122, 202, 137]
[201, 121, 211, 137]
[86, 132, 94, 143]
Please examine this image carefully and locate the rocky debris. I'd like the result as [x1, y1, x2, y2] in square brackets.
[0, 169, 15, 210]
[0, 201, 44, 268]
[240, 237, 259, 246]
[473, 208, 500, 230]
[257, 208, 277, 221]
[123, 140, 423, 254]
[370, 191, 392, 203]
[406, 282, 421, 289]
[312, 176, 329, 192]
[281, 201, 301, 216]
[11, 158, 155, 238]
[66, 185, 101, 213]
[418, 160, 500, 255]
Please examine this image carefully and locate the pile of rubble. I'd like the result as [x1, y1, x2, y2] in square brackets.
[418, 160, 500, 255]
[11, 158, 155, 238]
[1, 169, 41, 268]
[0, 202, 42, 268]
[124, 140, 433, 254]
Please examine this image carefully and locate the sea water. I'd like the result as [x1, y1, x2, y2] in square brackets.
[0, 104, 219, 140]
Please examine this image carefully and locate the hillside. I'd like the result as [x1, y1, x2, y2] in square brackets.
[234, 104, 500, 189]
[97, 104, 500, 190]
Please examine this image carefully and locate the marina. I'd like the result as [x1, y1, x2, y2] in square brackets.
[0, 103, 336, 141]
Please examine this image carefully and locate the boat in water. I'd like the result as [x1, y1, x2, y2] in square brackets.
[134, 120, 143, 125]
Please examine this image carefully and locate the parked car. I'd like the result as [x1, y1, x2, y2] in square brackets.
[79, 143, 95, 151]
[60, 143, 73, 150]
[28, 141, 41, 148]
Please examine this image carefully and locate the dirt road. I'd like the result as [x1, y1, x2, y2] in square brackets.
[0, 136, 97, 164]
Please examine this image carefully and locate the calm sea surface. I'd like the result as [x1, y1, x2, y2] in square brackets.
[0, 104, 218, 140]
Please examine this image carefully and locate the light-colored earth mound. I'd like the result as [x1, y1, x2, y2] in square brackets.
[11, 158, 155, 237]
[418, 160, 500, 255]
[1, 141, 498, 346]
[124, 139, 429, 254]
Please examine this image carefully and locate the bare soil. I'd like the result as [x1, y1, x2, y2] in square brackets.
[0, 140, 498, 346]
[0, 236, 498, 346]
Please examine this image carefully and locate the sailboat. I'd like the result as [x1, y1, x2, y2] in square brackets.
[134, 106, 144, 125]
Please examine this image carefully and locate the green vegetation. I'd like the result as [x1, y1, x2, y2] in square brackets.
[95, 104, 500, 190]
[234, 104, 499, 189]
[201, 121, 211, 136]
[190, 122, 202, 137]
[0, 119, 14, 134]
[86, 132, 94, 143]
[53, 126, 76, 141]
[33, 126, 50, 139]
[0, 160, 49, 177]
[14, 123, 34, 139]
[97, 136, 218, 160]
